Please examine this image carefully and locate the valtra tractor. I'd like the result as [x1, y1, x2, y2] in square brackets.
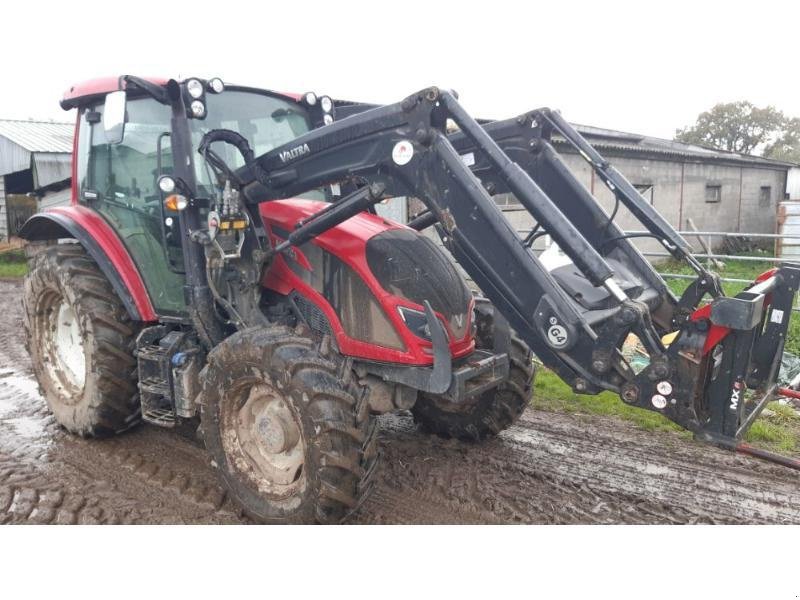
[20, 76, 800, 523]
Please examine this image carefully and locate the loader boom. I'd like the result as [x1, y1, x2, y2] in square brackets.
[213, 86, 799, 446]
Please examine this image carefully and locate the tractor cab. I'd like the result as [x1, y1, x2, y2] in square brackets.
[66, 77, 323, 316]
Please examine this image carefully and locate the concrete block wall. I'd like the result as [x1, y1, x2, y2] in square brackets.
[497, 150, 786, 257]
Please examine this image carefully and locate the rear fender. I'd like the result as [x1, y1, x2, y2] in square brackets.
[18, 206, 157, 322]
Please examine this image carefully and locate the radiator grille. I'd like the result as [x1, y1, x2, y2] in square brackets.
[293, 293, 332, 337]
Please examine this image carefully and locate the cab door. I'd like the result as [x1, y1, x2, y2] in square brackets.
[76, 98, 187, 317]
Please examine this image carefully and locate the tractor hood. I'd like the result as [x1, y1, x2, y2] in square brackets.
[259, 198, 475, 363]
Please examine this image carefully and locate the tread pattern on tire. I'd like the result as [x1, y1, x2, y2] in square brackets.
[22, 243, 141, 437]
[411, 296, 535, 442]
[200, 325, 379, 524]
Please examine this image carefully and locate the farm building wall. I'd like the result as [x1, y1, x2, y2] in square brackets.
[487, 149, 789, 256]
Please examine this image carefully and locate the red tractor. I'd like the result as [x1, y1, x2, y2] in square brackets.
[20, 76, 800, 522]
[21, 77, 532, 523]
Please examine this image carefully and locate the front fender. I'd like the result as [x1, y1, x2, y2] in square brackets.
[18, 206, 157, 322]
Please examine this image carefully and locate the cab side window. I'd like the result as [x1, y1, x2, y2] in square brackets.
[81, 99, 172, 207]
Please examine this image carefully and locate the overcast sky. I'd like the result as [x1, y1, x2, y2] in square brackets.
[3, 0, 798, 141]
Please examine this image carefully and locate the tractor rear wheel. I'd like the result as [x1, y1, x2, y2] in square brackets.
[199, 326, 379, 524]
[23, 243, 142, 437]
[411, 297, 535, 441]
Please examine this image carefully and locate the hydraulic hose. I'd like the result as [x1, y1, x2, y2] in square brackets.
[197, 129, 271, 185]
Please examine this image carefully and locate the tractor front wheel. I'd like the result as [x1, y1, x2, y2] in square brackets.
[23, 243, 142, 437]
[411, 297, 535, 441]
[199, 326, 379, 524]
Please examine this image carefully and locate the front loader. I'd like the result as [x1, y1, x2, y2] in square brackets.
[19, 76, 800, 524]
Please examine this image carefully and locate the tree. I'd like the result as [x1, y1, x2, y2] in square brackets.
[764, 117, 800, 163]
[675, 101, 786, 155]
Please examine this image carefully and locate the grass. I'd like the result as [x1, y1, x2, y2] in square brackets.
[531, 252, 800, 456]
[0, 249, 27, 278]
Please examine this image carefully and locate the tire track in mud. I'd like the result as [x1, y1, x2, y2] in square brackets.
[0, 280, 244, 524]
[0, 371, 244, 524]
[2, 279, 800, 524]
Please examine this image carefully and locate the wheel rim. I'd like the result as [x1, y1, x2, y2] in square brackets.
[228, 384, 306, 496]
[39, 291, 87, 397]
[52, 300, 86, 389]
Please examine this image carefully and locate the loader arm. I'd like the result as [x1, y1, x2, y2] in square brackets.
[229, 87, 800, 445]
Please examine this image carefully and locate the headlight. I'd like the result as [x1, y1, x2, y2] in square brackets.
[158, 175, 176, 194]
[320, 95, 333, 113]
[208, 78, 224, 94]
[190, 100, 205, 118]
[303, 92, 317, 106]
[398, 306, 443, 342]
[323, 114, 334, 126]
[186, 79, 204, 99]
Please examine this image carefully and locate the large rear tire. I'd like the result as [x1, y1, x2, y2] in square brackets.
[411, 297, 535, 441]
[22, 243, 142, 437]
[199, 326, 379, 524]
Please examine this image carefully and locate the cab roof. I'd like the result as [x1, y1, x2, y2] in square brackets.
[60, 76, 301, 110]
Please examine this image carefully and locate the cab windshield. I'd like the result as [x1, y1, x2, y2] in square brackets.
[191, 90, 312, 194]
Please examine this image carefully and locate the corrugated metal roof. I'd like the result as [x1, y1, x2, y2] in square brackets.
[563, 123, 797, 168]
[0, 119, 73, 153]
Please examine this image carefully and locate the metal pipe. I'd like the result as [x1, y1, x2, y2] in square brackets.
[407, 210, 438, 231]
[659, 273, 752, 284]
[625, 230, 800, 240]
[641, 252, 796, 264]
[735, 443, 800, 471]
[778, 387, 800, 400]
[516, 228, 800, 241]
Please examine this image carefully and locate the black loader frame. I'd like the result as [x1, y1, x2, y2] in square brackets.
[198, 86, 799, 453]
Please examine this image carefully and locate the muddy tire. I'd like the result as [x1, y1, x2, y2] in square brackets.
[412, 297, 535, 441]
[22, 243, 142, 437]
[199, 326, 379, 524]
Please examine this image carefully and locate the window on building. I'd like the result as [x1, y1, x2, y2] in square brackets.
[634, 184, 654, 204]
[759, 186, 772, 206]
[705, 184, 722, 203]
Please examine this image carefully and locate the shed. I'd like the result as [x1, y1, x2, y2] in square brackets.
[0, 119, 74, 240]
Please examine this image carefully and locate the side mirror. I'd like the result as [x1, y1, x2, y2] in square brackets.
[103, 90, 127, 144]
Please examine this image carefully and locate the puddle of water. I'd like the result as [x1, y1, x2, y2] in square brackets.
[6, 415, 49, 440]
[0, 371, 53, 454]
[0, 373, 42, 419]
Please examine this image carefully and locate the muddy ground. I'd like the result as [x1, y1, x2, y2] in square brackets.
[1, 279, 799, 524]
